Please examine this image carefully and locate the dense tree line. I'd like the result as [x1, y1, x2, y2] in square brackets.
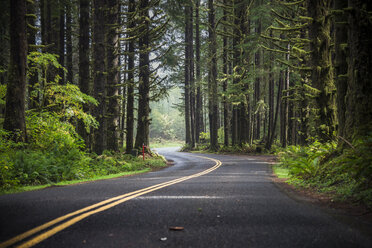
[1, 0, 371, 156]
[178, 0, 371, 152]
[0, 0, 168, 155]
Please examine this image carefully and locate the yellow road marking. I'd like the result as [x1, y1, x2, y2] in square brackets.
[0, 155, 222, 248]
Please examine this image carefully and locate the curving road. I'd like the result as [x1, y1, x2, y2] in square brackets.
[0, 148, 371, 247]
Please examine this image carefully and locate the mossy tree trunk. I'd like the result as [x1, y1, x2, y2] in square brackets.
[135, 0, 150, 149]
[208, 0, 219, 151]
[58, 0, 65, 84]
[125, 0, 136, 154]
[307, 0, 336, 141]
[345, 0, 372, 141]
[78, 0, 90, 145]
[231, 0, 242, 146]
[4, 0, 27, 142]
[334, 0, 348, 140]
[222, 0, 230, 147]
[93, 0, 107, 154]
[27, 0, 38, 110]
[66, 2, 73, 84]
[184, 2, 192, 146]
[106, 0, 120, 151]
[195, 0, 204, 142]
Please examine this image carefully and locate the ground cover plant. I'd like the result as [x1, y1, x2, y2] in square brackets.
[276, 137, 372, 208]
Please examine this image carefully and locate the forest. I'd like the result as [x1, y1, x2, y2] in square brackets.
[0, 0, 371, 206]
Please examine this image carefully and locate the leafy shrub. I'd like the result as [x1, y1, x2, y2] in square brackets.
[278, 140, 336, 179]
[278, 136, 372, 207]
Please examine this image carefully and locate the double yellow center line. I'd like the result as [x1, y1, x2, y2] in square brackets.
[0, 155, 222, 248]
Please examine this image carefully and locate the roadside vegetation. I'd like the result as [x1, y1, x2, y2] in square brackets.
[275, 137, 372, 208]
[0, 124, 166, 194]
[0, 53, 166, 195]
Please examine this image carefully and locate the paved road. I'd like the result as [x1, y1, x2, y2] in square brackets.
[0, 148, 371, 247]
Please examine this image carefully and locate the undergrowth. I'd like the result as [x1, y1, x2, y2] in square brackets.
[277, 136, 372, 208]
[0, 127, 166, 192]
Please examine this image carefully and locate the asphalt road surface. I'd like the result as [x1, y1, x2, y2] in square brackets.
[0, 148, 371, 248]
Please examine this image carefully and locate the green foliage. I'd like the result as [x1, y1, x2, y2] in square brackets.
[278, 140, 336, 179]
[28, 52, 98, 133]
[0, 84, 6, 105]
[277, 137, 372, 207]
[0, 137, 166, 190]
[199, 131, 210, 143]
[41, 83, 99, 133]
[26, 112, 85, 151]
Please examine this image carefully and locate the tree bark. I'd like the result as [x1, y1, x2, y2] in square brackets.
[334, 0, 348, 140]
[279, 66, 287, 147]
[208, 0, 219, 151]
[4, 0, 27, 142]
[254, 12, 261, 141]
[66, 1, 73, 84]
[267, 30, 274, 148]
[135, 0, 151, 149]
[231, 0, 242, 146]
[78, 0, 90, 145]
[222, 0, 230, 147]
[307, 0, 336, 141]
[93, 0, 107, 154]
[58, 0, 65, 84]
[184, 2, 191, 146]
[27, 0, 38, 110]
[106, 0, 120, 151]
[125, 0, 136, 153]
[345, 0, 372, 141]
[189, 2, 196, 148]
[195, 0, 203, 142]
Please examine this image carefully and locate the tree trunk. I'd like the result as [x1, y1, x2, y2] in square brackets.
[189, 2, 196, 148]
[78, 0, 90, 145]
[27, 0, 38, 110]
[125, 0, 135, 154]
[93, 0, 107, 154]
[266, 67, 282, 150]
[106, 0, 120, 151]
[4, 0, 27, 142]
[254, 13, 261, 141]
[0, 0, 10, 87]
[267, 31, 274, 148]
[195, 0, 203, 142]
[307, 0, 336, 141]
[231, 0, 242, 146]
[334, 0, 348, 140]
[345, 0, 372, 141]
[298, 28, 309, 145]
[58, 0, 65, 84]
[280, 67, 287, 147]
[208, 0, 219, 151]
[134, 0, 151, 149]
[222, 0, 230, 147]
[66, 2, 73, 84]
[184, 3, 191, 146]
